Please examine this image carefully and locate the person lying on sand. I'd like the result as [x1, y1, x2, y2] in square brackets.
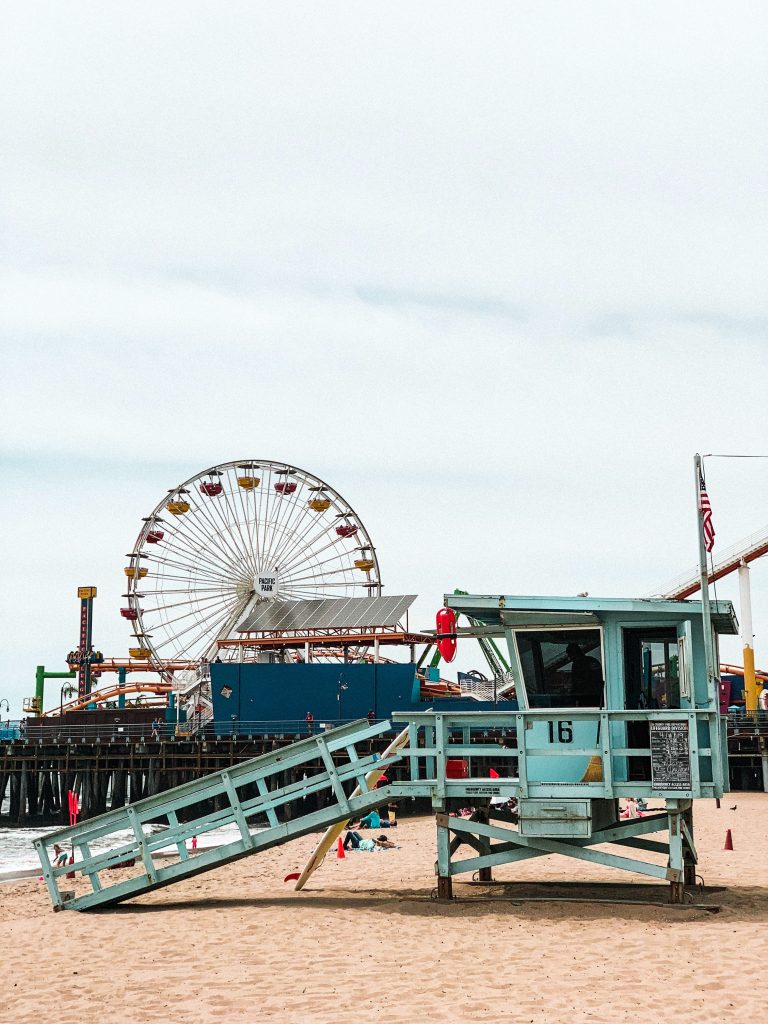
[343, 831, 398, 851]
[348, 809, 395, 830]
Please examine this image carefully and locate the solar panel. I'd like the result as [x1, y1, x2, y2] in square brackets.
[236, 594, 416, 632]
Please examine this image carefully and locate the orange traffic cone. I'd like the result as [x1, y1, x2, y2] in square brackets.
[337, 837, 345, 859]
[724, 829, 734, 851]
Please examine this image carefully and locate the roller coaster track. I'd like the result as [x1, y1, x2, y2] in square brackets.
[646, 524, 768, 600]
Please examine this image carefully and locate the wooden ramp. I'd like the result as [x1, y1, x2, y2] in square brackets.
[35, 719, 399, 911]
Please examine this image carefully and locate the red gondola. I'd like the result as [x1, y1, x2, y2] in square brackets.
[336, 523, 358, 538]
[120, 608, 139, 620]
[200, 481, 223, 497]
[146, 529, 164, 543]
[274, 481, 297, 495]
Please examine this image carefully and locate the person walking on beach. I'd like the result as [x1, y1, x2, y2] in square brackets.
[53, 844, 68, 867]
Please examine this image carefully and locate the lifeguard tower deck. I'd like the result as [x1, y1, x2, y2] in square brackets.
[35, 593, 736, 909]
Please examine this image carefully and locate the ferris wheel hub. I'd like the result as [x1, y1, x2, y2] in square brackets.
[255, 570, 279, 598]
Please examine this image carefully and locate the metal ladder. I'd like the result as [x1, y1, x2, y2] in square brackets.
[35, 719, 400, 911]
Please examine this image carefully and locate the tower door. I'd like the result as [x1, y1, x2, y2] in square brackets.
[623, 627, 680, 780]
[623, 628, 681, 711]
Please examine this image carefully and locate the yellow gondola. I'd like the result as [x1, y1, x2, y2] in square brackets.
[237, 476, 260, 489]
[166, 500, 190, 515]
[354, 558, 375, 571]
[128, 647, 151, 659]
[308, 498, 331, 512]
[124, 566, 148, 578]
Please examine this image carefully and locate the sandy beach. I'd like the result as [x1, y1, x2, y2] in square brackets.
[3, 793, 768, 1024]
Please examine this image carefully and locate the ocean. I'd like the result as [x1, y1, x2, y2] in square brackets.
[0, 814, 258, 876]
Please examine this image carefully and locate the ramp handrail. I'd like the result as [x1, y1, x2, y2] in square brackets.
[35, 718, 401, 912]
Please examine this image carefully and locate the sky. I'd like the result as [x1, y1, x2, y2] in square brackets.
[1, 2, 767, 715]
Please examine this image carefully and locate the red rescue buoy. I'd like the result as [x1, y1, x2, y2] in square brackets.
[435, 606, 457, 663]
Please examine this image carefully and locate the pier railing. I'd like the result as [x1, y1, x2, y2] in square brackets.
[3, 718, 391, 744]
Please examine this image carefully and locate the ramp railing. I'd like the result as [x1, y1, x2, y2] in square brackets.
[35, 718, 402, 912]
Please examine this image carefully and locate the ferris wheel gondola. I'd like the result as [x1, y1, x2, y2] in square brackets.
[123, 460, 382, 673]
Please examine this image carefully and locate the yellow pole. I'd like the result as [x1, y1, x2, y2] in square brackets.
[744, 646, 757, 713]
[738, 561, 758, 713]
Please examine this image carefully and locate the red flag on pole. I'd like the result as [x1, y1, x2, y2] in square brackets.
[698, 467, 715, 552]
[68, 790, 79, 826]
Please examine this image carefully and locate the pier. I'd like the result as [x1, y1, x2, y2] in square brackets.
[0, 721, 395, 828]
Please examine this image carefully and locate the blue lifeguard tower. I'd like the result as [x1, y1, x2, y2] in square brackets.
[391, 591, 736, 901]
[33, 591, 735, 908]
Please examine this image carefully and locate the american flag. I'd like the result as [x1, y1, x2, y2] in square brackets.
[698, 468, 715, 552]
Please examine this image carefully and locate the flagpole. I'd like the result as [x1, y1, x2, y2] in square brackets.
[694, 453, 717, 704]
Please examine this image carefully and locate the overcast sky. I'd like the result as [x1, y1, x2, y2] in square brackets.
[1, 2, 767, 714]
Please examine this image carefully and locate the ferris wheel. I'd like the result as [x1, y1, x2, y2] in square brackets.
[121, 460, 381, 670]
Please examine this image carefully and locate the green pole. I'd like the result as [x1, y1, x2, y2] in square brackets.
[118, 667, 126, 709]
[34, 666, 76, 715]
[35, 666, 44, 714]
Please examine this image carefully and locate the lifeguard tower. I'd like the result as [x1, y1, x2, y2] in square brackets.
[34, 589, 735, 910]
[393, 591, 735, 902]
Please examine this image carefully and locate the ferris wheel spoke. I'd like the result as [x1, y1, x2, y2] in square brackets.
[142, 550, 238, 586]
[231, 466, 263, 570]
[262, 476, 323, 571]
[201, 478, 260, 579]
[141, 593, 236, 637]
[273, 509, 361, 579]
[282, 570, 362, 592]
[280, 578, 373, 589]
[136, 586, 236, 609]
[151, 545, 236, 585]
[277, 531, 354, 577]
[260, 488, 299, 571]
[277, 586, 359, 601]
[176, 482, 256, 576]
[182, 487, 257, 579]
[152, 611, 230, 660]
[280, 549, 359, 580]
[224, 476, 264, 578]
[165, 505, 250, 581]
[269, 509, 342, 576]
[134, 592, 236, 616]
[157, 496, 238, 572]
[268, 485, 346, 570]
[260, 463, 298, 571]
[254, 463, 274, 569]
[135, 585, 234, 598]
[148, 589, 236, 634]
[142, 569, 240, 587]
[156, 525, 245, 582]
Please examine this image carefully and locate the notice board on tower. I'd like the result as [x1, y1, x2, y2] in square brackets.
[649, 720, 692, 790]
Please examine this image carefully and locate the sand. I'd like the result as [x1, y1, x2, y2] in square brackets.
[3, 793, 768, 1024]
